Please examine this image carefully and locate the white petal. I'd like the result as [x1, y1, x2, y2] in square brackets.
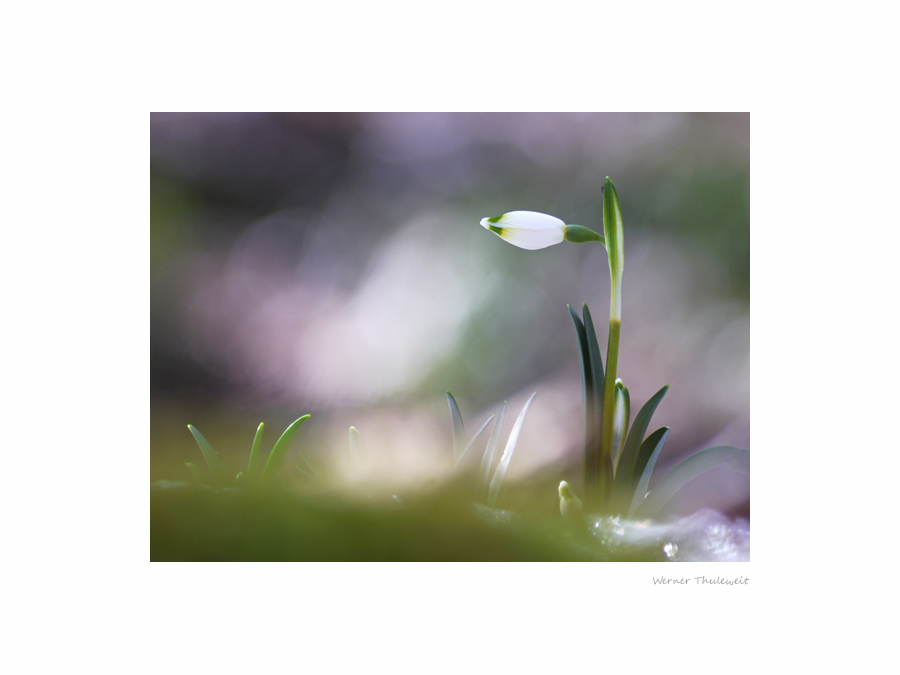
[500, 227, 565, 250]
[497, 211, 566, 232]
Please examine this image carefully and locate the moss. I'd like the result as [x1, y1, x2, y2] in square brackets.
[150, 483, 664, 562]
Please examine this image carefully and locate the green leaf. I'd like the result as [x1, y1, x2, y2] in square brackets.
[477, 402, 507, 501]
[633, 446, 750, 520]
[569, 305, 600, 508]
[614, 384, 668, 492]
[187, 424, 225, 481]
[247, 422, 265, 479]
[261, 415, 311, 481]
[486, 392, 536, 508]
[582, 304, 605, 411]
[626, 427, 670, 518]
[446, 391, 466, 465]
[457, 415, 495, 467]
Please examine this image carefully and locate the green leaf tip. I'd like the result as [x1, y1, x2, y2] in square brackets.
[602, 176, 624, 321]
[457, 414, 495, 468]
[486, 392, 537, 509]
[187, 424, 225, 479]
[247, 422, 265, 479]
[260, 415, 311, 481]
[446, 391, 466, 464]
[559, 480, 583, 519]
[476, 401, 507, 502]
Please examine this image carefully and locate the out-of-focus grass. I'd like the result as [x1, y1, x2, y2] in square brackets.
[150, 482, 664, 562]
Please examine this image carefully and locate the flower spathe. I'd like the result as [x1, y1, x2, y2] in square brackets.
[480, 211, 566, 250]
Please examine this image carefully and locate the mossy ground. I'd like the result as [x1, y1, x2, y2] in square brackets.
[151, 482, 665, 562]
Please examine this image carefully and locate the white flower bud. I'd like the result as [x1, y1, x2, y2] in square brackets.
[480, 211, 566, 250]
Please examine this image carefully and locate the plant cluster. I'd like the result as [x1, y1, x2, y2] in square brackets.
[479, 177, 748, 520]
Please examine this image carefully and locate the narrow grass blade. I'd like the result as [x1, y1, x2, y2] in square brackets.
[457, 415, 494, 467]
[569, 305, 600, 509]
[633, 446, 750, 520]
[486, 392, 536, 509]
[626, 427, 670, 518]
[261, 415, 311, 481]
[446, 391, 466, 465]
[247, 422, 265, 479]
[294, 463, 314, 481]
[349, 426, 361, 465]
[187, 424, 225, 481]
[298, 450, 321, 481]
[614, 384, 668, 491]
[477, 402, 507, 501]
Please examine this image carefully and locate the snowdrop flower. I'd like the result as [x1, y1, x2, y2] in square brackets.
[480, 211, 602, 250]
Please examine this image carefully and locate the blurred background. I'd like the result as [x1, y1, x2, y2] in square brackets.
[150, 112, 749, 519]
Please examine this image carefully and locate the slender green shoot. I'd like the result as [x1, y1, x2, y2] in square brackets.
[294, 463, 315, 481]
[247, 422, 265, 480]
[457, 415, 495, 467]
[187, 424, 225, 483]
[599, 177, 625, 507]
[261, 415, 311, 481]
[486, 392, 537, 508]
[297, 447, 321, 481]
[446, 392, 466, 465]
[477, 402, 507, 501]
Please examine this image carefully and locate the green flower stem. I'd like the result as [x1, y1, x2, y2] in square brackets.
[597, 177, 624, 511]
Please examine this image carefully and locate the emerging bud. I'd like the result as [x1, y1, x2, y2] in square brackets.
[559, 480, 583, 519]
[480, 211, 566, 250]
[610, 379, 630, 470]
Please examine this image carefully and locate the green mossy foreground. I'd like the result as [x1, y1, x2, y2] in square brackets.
[151, 482, 665, 562]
